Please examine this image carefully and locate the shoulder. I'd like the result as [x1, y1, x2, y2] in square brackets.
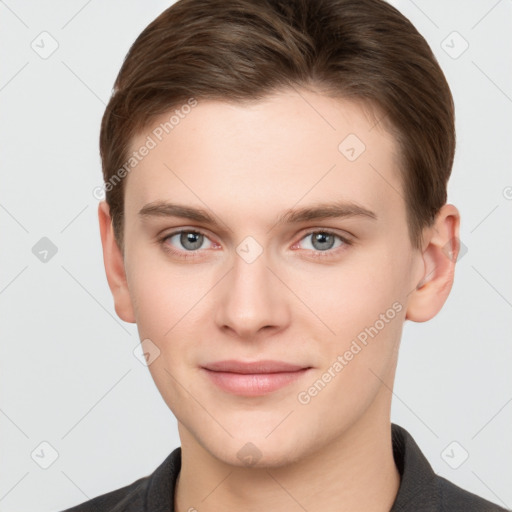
[390, 424, 508, 512]
[58, 447, 181, 512]
[436, 474, 509, 512]
[59, 475, 149, 512]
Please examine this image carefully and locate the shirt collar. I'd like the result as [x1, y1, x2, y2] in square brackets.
[390, 423, 440, 511]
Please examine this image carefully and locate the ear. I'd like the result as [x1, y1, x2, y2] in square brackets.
[98, 201, 136, 323]
[406, 204, 461, 322]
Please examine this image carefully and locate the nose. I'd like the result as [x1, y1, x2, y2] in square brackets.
[214, 242, 290, 341]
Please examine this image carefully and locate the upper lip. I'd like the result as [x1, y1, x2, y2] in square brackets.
[202, 360, 309, 374]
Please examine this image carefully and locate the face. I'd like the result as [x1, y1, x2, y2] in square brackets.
[114, 88, 427, 467]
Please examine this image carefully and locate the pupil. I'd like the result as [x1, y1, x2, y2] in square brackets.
[181, 232, 202, 250]
[314, 233, 333, 250]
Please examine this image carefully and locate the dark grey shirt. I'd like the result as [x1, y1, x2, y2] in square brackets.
[61, 423, 508, 511]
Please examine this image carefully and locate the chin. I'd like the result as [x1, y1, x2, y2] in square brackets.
[201, 429, 312, 469]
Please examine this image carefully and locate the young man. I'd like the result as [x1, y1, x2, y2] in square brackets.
[63, 0, 507, 510]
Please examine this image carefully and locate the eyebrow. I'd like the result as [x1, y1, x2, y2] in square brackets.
[138, 200, 378, 227]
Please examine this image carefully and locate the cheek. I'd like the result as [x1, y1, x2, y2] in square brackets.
[295, 247, 408, 396]
[291, 248, 405, 339]
[292, 273, 405, 432]
[124, 243, 206, 336]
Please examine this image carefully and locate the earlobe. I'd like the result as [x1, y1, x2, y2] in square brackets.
[405, 204, 461, 322]
[98, 201, 136, 323]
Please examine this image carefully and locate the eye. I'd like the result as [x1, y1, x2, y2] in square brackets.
[159, 228, 352, 261]
[160, 229, 217, 258]
[293, 230, 352, 257]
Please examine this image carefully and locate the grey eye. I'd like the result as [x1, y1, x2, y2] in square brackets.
[166, 231, 210, 251]
[301, 232, 343, 252]
[310, 232, 336, 251]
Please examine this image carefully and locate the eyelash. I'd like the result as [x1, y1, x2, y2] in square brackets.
[158, 229, 353, 260]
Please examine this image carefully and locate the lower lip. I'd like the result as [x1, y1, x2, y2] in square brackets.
[202, 368, 310, 396]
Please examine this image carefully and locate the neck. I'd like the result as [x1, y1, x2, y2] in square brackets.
[175, 394, 400, 512]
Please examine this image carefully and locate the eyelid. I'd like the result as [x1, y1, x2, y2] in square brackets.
[296, 227, 354, 242]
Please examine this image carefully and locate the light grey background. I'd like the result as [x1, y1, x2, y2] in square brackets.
[1, 1, 511, 510]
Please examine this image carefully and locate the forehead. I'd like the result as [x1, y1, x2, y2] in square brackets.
[124, 89, 404, 228]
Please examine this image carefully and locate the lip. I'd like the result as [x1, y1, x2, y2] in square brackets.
[201, 360, 311, 396]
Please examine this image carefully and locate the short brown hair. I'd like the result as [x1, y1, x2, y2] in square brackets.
[100, 0, 455, 251]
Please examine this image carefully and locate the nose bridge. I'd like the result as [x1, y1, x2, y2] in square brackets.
[216, 235, 286, 336]
[231, 236, 274, 306]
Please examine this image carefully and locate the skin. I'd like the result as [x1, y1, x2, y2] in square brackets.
[99, 88, 460, 512]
